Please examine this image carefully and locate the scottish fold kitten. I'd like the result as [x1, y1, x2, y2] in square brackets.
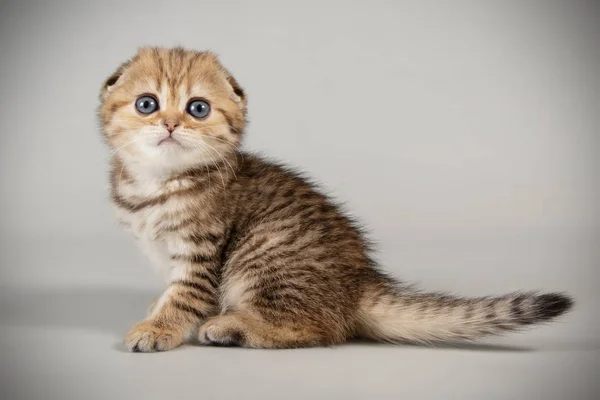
[99, 47, 572, 352]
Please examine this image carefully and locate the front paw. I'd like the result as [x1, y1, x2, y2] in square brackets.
[124, 320, 184, 352]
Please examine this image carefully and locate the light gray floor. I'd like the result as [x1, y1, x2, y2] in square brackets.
[1, 233, 598, 400]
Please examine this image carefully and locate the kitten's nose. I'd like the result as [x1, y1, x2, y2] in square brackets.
[163, 119, 180, 133]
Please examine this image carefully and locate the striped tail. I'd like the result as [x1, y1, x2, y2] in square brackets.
[358, 279, 574, 343]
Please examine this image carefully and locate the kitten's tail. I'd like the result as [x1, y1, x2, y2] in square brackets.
[357, 277, 573, 343]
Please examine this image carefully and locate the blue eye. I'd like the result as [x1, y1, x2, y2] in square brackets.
[186, 99, 211, 119]
[135, 96, 159, 114]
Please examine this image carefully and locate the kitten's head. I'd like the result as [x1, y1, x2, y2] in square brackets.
[99, 47, 247, 176]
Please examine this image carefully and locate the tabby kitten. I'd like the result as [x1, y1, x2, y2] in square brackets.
[99, 47, 573, 352]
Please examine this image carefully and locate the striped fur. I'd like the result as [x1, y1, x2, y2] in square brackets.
[99, 47, 573, 352]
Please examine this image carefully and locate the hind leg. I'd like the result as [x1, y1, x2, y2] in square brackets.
[197, 311, 339, 349]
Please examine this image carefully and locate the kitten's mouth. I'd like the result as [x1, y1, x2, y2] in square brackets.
[157, 137, 181, 147]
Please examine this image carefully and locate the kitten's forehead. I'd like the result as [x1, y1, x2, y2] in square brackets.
[127, 47, 226, 99]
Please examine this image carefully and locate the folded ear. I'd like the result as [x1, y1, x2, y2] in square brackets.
[100, 60, 131, 101]
[223, 69, 247, 114]
[204, 52, 247, 112]
[226, 73, 245, 102]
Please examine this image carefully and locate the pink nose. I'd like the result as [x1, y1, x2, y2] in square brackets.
[163, 119, 180, 133]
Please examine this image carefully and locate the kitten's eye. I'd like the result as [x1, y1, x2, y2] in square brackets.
[135, 96, 159, 114]
[186, 99, 211, 119]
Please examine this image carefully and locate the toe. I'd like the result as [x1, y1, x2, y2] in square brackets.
[124, 321, 183, 353]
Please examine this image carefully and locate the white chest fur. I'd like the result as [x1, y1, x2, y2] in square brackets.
[116, 205, 174, 283]
[114, 176, 198, 283]
[114, 174, 215, 284]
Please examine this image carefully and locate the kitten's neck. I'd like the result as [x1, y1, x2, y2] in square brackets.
[111, 153, 240, 191]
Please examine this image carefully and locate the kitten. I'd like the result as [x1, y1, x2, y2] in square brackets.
[99, 47, 573, 352]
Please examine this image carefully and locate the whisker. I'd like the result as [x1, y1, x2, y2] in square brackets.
[106, 136, 137, 162]
[183, 139, 227, 187]
[178, 131, 243, 167]
[118, 158, 128, 186]
[178, 130, 239, 150]
[197, 134, 244, 164]
[200, 141, 238, 181]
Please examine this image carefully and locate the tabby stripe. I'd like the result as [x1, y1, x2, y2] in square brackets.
[249, 281, 305, 293]
[109, 100, 130, 113]
[232, 235, 269, 264]
[171, 253, 215, 265]
[256, 198, 325, 225]
[262, 221, 309, 237]
[111, 192, 167, 213]
[172, 300, 207, 320]
[216, 107, 241, 135]
[254, 292, 305, 307]
[246, 269, 312, 285]
[242, 252, 316, 276]
[184, 289, 217, 305]
[184, 231, 223, 244]
[171, 162, 230, 180]
[464, 304, 475, 320]
[485, 299, 497, 319]
[172, 280, 215, 295]
[162, 217, 197, 232]
[242, 244, 308, 271]
[511, 295, 528, 324]
[240, 234, 304, 267]
[191, 270, 219, 288]
[186, 53, 200, 83]
[269, 292, 306, 303]
[252, 298, 288, 310]
[154, 48, 164, 90]
[254, 198, 298, 222]
[418, 302, 431, 312]
[112, 180, 207, 212]
[493, 322, 513, 330]
[239, 242, 284, 267]
[252, 189, 281, 217]
[242, 248, 312, 273]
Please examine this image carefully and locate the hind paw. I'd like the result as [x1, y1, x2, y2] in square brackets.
[198, 316, 246, 347]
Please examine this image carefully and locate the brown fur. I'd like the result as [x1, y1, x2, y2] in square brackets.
[98, 47, 573, 352]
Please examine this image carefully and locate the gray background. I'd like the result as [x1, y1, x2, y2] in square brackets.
[0, 0, 598, 399]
